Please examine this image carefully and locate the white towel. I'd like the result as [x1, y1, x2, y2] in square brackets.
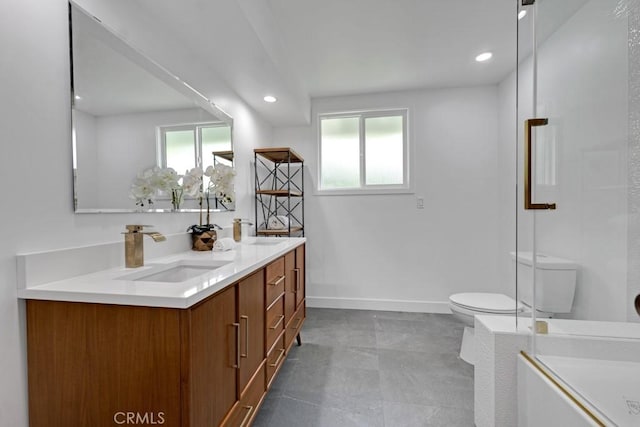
[213, 237, 236, 251]
[268, 215, 289, 230]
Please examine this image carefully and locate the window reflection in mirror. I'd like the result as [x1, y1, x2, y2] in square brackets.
[160, 122, 233, 186]
[69, 1, 233, 213]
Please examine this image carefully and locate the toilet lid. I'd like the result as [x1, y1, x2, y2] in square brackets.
[449, 293, 524, 314]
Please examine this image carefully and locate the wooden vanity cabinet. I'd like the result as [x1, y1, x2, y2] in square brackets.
[25, 244, 305, 427]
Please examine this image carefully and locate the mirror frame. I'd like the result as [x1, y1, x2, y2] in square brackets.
[69, 1, 233, 213]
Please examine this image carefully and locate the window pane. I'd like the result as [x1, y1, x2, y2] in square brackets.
[165, 129, 195, 175]
[202, 126, 232, 162]
[320, 117, 360, 189]
[364, 116, 404, 185]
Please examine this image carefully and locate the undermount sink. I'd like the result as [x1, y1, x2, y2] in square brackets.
[118, 260, 231, 283]
[245, 239, 283, 246]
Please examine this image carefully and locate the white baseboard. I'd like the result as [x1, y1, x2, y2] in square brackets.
[306, 296, 451, 314]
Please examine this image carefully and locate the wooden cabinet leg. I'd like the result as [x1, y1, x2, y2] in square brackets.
[296, 333, 302, 346]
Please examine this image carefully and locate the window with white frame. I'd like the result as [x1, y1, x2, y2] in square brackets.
[319, 109, 408, 192]
[159, 122, 232, 187]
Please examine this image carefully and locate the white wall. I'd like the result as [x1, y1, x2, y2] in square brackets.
[496, 0, 630, 321]
[0, 1, 272, 425]
[273, 87, 502, 311]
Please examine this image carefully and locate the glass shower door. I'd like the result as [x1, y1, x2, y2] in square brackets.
[518, 0, 640, 425]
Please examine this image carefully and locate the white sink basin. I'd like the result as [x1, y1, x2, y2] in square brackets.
[245, 239, 283, 246]
[118, 260, 231, 283]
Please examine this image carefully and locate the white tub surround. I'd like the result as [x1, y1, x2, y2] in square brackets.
[17, 236, 305, 308]
[474, 315, 529, 427]
[531, 355, 640, 426]
[517, 354, 602, 427]
[475, 315, 640, 427]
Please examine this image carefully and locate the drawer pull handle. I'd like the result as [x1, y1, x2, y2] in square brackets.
[269, 275, 285, 287]
[232, 322, 240, 368]
[240, 315, 249, 358]
[239, 405, 254, 427]
[269, 315, 285, 330]
[291, 317, 302, 330]
[266, 291, 286, 311]
[294, 268, 301, 292]
[269, 348, 285, 367]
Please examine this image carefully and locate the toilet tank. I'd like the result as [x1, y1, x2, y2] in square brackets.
[510, 252, 577, 314]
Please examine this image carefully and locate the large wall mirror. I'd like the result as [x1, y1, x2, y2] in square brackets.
[70, 1, 234, 213]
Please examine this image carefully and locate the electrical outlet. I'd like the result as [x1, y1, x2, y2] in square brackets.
[416, 197, 424, 209]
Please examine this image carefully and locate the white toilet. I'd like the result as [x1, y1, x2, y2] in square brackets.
[449, 252, 577, 364]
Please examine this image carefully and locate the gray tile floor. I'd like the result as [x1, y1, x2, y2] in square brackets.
[253, 308, 474, 427]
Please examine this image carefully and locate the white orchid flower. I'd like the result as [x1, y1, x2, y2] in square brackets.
[182, 167, 204, 197]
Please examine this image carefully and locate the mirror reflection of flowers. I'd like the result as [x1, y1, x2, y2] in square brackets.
[205, 163, 236, 204]
[129, 166, 202, 210]
[129, 167, 158, 208]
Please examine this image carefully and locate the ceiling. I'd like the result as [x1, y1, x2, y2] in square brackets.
[266, 0, 518, 97]
[96, 0, 589, 126]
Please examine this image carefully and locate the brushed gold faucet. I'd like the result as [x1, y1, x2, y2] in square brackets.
[123, 225, 166, 268]
[233, 218, 254, 242]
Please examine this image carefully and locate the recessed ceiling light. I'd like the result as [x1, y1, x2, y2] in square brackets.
[263, 95, 277, 103]
[518, 10, 527, 20]
[74, 94, 82, 100]
[475, 52, 493, 62]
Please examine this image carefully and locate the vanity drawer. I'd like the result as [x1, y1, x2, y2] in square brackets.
[265, 257, 285, 307]
[285, 302, 305, 351]
[266, 334, 286, 387]
[223, 363, 266, 427]
[266, 294, 285, 352]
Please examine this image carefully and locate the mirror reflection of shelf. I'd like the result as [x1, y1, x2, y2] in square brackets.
[254, 147, 305, 238]
[212, 150, 234, 165]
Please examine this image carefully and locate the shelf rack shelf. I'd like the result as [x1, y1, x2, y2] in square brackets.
[254, 147, 304, 237]
[211, 150, 234, 164]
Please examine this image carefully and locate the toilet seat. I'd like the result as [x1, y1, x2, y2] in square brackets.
[449, 293, 524, 315]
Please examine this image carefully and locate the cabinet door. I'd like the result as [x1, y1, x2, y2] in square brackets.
[238, 270, 265, 393]
[284, 250, 296, 324]
[295, 244, 305, 308]
[187, 286, 238, 427]
[27, 301, 181, 427]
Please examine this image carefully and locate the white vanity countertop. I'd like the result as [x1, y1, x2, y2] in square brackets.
[17, 237, 305, 309]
